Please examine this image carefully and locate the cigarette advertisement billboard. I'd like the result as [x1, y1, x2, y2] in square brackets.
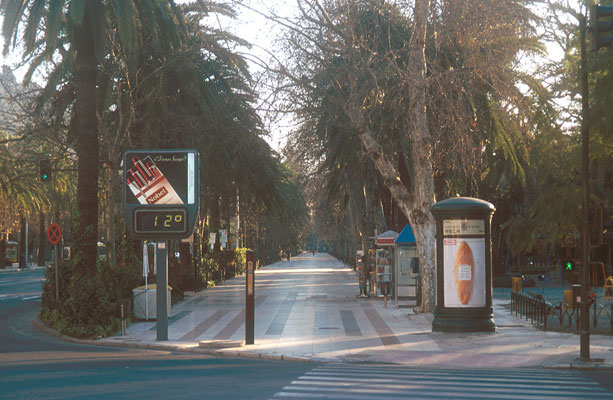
[122, 150, 199, 239]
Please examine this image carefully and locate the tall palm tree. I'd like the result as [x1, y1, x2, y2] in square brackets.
[1, 0, 186, 273]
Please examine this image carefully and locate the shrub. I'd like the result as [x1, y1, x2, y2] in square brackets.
[40, 236, 141, 339]
[197, 248, 249, 284]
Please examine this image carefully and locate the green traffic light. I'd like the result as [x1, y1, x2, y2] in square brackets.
[566, 261, 573, 271]
[42, 174, 48, 180]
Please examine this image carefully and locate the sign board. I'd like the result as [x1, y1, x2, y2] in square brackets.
[376, 238, 396, 246]
[47, 223, 62, 245]
[562, 234, 576, 248]
[5, 242, 17, 263]
[443, 219, 485, 236]
[219, 229, 228, 244]
[63, 246, 71, 260]
[247, 260, 254, 295]
[440, 219, 487, 307]
[122, 150, 199, 239]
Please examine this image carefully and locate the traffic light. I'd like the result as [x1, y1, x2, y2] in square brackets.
[39, 158, 52, 182]
[561, 233, 576, 272]
[591, 5, 613, 50]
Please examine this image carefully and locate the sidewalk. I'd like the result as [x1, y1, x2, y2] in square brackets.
[98, 253, 613, 369]
[0, 264, 47, 272]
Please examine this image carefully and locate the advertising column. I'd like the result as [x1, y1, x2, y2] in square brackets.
[431, 197, 496, 332]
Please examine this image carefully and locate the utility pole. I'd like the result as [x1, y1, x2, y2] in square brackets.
[579, 1, 591, 362]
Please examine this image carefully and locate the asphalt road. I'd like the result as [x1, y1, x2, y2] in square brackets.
[1, 268, 611, 400]
[0, 269, 316, 399]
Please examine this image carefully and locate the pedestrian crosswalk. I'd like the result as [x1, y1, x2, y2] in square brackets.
[270, 364, 613, 400]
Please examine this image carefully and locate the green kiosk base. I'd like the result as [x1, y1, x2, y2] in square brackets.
[432, 308, 496, 332]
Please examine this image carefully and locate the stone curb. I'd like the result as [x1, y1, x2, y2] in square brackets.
[0, 266, 47, 273]
[32, 316, 315, 363]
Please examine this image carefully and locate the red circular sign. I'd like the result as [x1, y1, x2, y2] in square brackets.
[47, 222, 62, 245]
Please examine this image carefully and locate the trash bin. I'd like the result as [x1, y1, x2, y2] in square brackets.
[132, 284, 171, 320]
[571, 284, 581, 308]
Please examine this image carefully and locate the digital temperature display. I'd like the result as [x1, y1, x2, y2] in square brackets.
[123, 149, 199, 239]
[134, 209, 187, 234]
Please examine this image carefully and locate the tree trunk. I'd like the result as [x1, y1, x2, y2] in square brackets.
[73, 5, 99, 273]
[19, 214, 25, 268]
[344, 0, 435, 312]
[0, 234, 6, 269]
[345, 167, 368, 252]
[365, 162, 387, 234]
[406, 0, 435, 312]
[105, 161, 117, 267]
[210, 195, 221, 252]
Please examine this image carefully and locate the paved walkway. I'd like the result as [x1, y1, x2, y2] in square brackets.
[98, 253, 613, 369]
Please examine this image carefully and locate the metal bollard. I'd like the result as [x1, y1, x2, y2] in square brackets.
[121, 304, 126, 336]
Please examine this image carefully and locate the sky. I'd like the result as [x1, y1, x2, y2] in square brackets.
[0, 2, 573, 152]
[0, 3, 293, 151]
[212, 1, 297, 151]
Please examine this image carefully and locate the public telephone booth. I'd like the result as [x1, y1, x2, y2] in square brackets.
[375, 230, 399, 297]
[395, 224, 420, 304]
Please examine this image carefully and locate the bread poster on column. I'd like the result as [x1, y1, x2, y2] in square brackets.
[443, 237, 486, 307]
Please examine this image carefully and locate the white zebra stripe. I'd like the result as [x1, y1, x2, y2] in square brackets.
[271, 364, 613, 400]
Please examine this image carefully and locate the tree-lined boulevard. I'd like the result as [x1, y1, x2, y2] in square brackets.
[1, 0, 613, 397]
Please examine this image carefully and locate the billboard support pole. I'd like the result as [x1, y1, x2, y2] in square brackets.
[156, 241, 168, 341]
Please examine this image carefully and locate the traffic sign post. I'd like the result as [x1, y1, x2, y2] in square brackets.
[47, 222, 62, 303]
[47, 223, 62, 245]
[122, 149, 199, 341]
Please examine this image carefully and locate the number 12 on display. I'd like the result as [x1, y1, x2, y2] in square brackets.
[155, 213, 183, 227]
[134, 209, 187, 234]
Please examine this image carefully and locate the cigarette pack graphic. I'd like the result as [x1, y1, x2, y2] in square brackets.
[126, 156, 183, 205]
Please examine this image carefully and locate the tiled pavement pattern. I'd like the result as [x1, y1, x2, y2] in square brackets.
[100, 253, 613, 369]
